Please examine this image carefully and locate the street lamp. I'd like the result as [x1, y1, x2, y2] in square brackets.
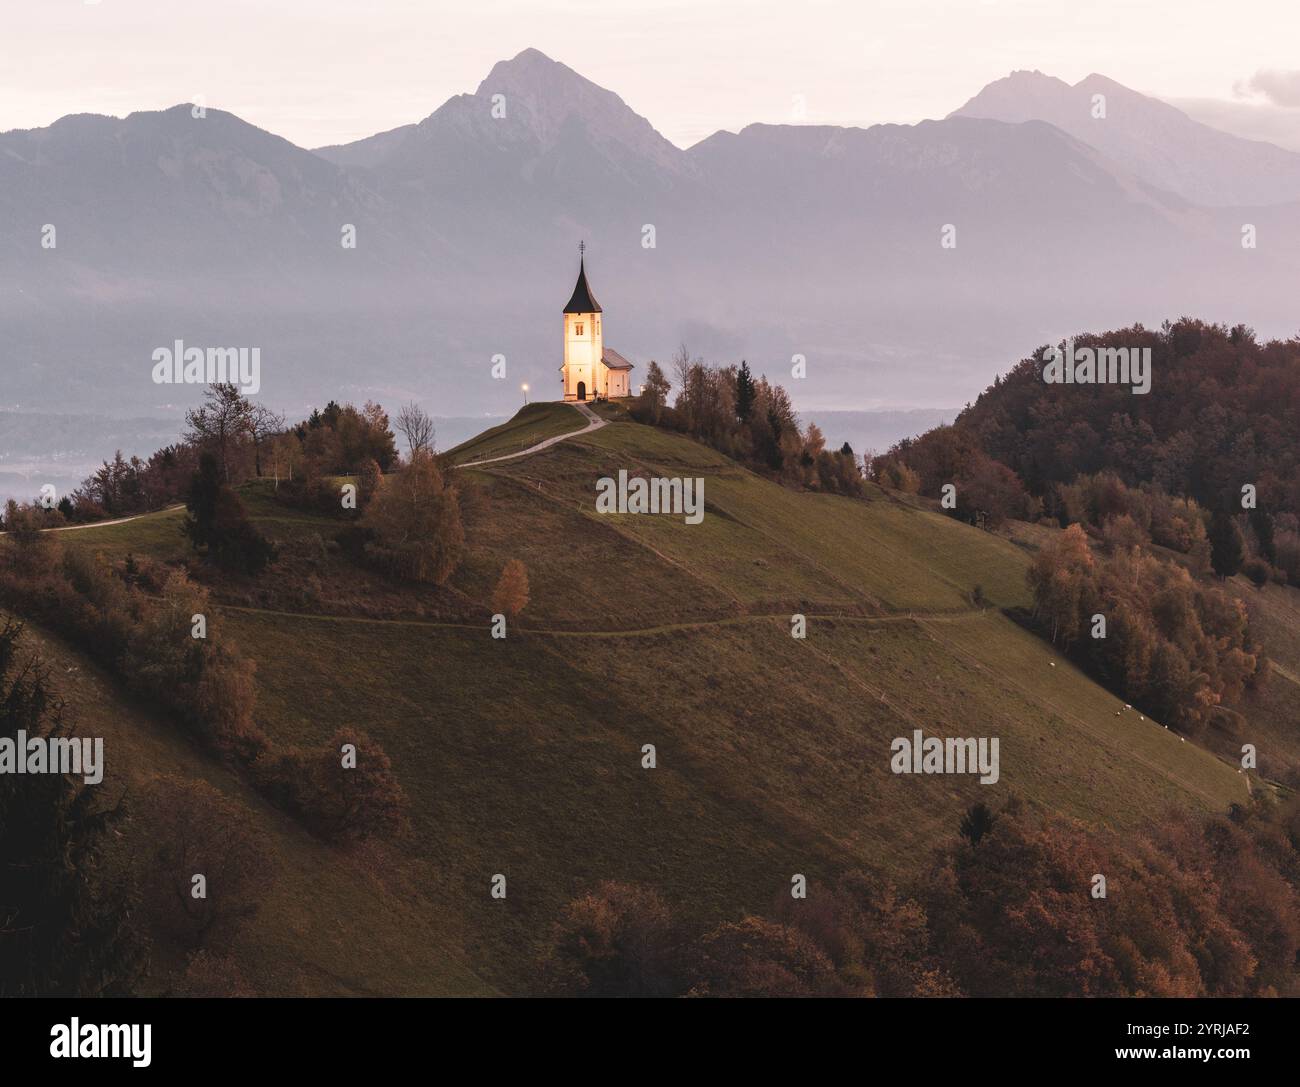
[521, 383, 529, 404]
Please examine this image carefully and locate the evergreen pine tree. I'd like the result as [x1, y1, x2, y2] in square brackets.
[0, 622, 146, 995]
[1208, 509, 1245, 579]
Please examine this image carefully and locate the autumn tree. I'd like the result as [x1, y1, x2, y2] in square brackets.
[268, 430, 303, 487]
[357, 458, 382, 507]
[362, 449, 464, 584]
[1101, 512, 1148, 553]
[1027, 523, 1095, 646]
[801, 421, 826, 462]
[491, 559, 530, 618]
[954, 453, 1031, 528]
[337, 401, 399, 471]
[921, 804, 1279, 997]
[294, 399, 398, 474]
[1029, 523, 1258, 731]
[925, 320, 1300, 530]
[767, 871, 955, 997]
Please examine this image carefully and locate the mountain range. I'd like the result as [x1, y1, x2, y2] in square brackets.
[950, 69, 1300, 207]
[4, 48, 1300, 492]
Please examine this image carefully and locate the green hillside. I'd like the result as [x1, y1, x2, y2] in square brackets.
[1226, 580, 1300, 787]
[40, 405, 1252, 994]
[447, 401, 589, 464]
[2, 613, 493, 997]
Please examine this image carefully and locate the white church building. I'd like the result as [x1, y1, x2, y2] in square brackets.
[559, 246, 634, 401]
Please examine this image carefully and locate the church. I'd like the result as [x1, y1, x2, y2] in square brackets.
[559, 246, 634, 401]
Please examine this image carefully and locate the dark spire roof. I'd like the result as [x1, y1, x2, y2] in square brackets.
[563, 255, 602, 314]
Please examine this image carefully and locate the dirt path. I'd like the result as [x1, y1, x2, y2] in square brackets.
[15, 403, 601, 534]
[7, 503, 185, 534]
[209, 598, 983, 638]
[458, 402, 606, 467]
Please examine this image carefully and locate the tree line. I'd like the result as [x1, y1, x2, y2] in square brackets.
[633, 347, 863, 496]
[1028, 524, 1263, 735]
[536, 796, 1300, 997]
[873, 318, 1300, 583]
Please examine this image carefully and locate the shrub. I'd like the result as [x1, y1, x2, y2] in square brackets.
[140, 776, 277, 951]
[256, 729, 408, 843]
[2, 500, 63, 573]
[1242, 558, 1271, 587]
[686, 917, 840, 997]
[540, 882, 682, 997]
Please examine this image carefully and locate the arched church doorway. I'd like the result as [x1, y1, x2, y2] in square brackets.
[577, 381, 586, 401]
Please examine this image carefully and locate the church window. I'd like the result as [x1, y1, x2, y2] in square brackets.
[575, 323, 584, 337]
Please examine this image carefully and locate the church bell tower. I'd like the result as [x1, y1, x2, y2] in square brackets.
[560, 242, 603, 402]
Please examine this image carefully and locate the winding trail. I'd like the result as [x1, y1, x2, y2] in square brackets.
[10, 403, 600, 535]
[12, 403, 602, 536]
[458, 402, 605, 467]
[18, 504, 185, 534]
[205, 600, 984, 637]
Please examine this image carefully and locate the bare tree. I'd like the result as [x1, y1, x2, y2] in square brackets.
[246, 403, 285, 478]
[184, 383, 253, 483]
[395, 401, 436, 459]
[671, 343, 692, 395]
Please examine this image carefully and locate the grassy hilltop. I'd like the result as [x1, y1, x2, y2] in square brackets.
[23, 401, 1253, 995]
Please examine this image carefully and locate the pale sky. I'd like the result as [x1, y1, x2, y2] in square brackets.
[2, 0, 1299, 149]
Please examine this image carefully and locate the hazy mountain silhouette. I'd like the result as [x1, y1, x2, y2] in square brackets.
[321, 48, 690, 179]
[950, 69, 1300, 206]
[4, 49, 1300, 482]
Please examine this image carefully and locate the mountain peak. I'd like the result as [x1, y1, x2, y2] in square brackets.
[464, 47, 685, 167]
[475, 47, 569, 92]
[1005, 69, 1066, 85]
[496, 46, 557, 68]
[948, 70, 1072, 121]
[950, 68, 1300, 205]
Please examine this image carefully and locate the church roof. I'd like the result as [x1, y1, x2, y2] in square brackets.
[602, 347, 634, 370]
[563, 257, 602, 314]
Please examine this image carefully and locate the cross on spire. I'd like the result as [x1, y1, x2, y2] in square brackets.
[579, 240, 586, 257]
